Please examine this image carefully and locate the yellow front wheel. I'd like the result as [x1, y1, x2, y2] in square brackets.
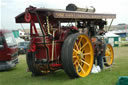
[61, 33, 94, 78]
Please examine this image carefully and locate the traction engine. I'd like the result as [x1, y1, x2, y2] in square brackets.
[15, 4, 116, 78]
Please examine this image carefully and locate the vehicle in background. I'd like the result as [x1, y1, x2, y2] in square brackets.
[18, 41, 30, 54]
[0, 30, 19, 71]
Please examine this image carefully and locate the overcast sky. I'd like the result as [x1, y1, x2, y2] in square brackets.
[0, 0, 128, 30]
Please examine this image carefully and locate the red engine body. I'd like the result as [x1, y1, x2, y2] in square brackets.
[28, 22, 75, 70]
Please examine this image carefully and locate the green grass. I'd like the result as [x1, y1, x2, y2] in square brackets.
[0, 47, 128, 85]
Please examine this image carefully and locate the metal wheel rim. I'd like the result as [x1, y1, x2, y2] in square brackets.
[72, 35, 94, 77]
[105, 44, 114, 65]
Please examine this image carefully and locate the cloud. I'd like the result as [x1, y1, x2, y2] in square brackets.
[1, 2, 7, 7]
[1, 0, 128, 29]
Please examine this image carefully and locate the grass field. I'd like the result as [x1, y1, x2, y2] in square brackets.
[0, 47, 128, 85]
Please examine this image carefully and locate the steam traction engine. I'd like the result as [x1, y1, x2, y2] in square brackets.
[15, 4, 116, 78]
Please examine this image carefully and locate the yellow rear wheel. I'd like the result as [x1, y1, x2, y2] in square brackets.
[61, 33, 94, 78]
[104, 44, 114, 66]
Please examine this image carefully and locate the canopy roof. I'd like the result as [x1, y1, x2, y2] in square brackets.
[104, 32, 119, 37]
[15, 8, 116, 23]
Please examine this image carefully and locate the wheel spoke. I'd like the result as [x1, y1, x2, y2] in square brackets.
[107, 58, 109, 62]
[78, 37, 82, 46]
[105, 56, 110, 62]
[73, 56, 77, 58]
[109, 57, 111, 62]
[73, 59, 78, 65]
[73, 49, 79, 54]
[83, 52, 91, 56]
[106, 50, 110, 56]
[75, 42, 79, 50]
[105, 56, 109, 58]
[106, 48, 111, 54]
[75, 64, 79, 73]
[81, 59, 90, 66]
[80, 42, 88, 50]
[79, 63, 85, 74]
[106, 56, 111, 63]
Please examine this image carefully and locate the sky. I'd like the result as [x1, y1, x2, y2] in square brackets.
[0, 0, 128, 30]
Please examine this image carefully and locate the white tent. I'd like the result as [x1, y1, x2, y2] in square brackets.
[104, 32, 119, 37]
[104, 32, 120, 47]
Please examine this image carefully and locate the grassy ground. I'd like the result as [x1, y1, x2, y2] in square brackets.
[0, 47, 128, 85]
